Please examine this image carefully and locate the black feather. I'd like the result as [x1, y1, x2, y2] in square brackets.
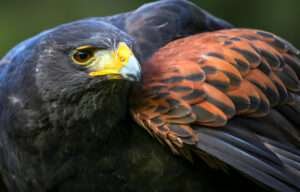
[193, 126, 300, 192]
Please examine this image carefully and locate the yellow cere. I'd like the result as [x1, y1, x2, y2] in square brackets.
[117, 42, 133, 63]
[89, 42, 133, 77]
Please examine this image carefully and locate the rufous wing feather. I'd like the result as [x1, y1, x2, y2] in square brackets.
[130, 29, 300, 192]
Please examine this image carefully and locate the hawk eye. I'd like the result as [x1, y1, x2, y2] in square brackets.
[72, 46, 96, 65]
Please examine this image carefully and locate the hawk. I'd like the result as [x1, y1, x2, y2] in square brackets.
[0, 0, 299, 192]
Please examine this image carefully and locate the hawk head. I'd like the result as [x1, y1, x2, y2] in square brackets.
[0, 19, 142, 190]
[3, 20, 141, 140]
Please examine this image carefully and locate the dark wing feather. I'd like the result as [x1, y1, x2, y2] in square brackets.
[102, 0, 233, 61]
[195, 126, 300, 192]
[131, 29, 300, 192]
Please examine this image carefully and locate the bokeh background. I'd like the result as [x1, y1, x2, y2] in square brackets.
[0, 0, 299, 57]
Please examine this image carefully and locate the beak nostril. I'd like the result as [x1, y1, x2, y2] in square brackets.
[120, 56, 126, 62]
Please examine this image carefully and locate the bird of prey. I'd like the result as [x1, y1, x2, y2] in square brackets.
[0, 1, 234, 192]
[0, 1, 299, 192]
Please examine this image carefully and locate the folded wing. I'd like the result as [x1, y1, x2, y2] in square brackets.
[131, 29, 300, 192]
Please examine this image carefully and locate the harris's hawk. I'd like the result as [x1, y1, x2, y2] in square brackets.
[0, 1, 299, 192]
[0, 1, 234, 192]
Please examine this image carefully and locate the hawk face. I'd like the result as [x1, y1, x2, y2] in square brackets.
[20, 20, 142, 137]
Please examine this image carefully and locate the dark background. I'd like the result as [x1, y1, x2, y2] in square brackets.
[0, 0, 299, 57]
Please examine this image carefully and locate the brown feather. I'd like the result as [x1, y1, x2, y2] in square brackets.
[130, 28, 300, 156]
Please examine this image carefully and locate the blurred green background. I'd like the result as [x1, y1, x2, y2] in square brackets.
[0, 0, 299, 57]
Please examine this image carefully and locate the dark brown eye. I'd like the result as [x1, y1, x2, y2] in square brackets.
[72, 47, 95, 64]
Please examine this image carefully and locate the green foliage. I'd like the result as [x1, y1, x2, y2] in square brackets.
[0, 0, 299, 57]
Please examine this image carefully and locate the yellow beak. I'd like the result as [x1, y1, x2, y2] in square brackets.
[88, 42, 141, 81]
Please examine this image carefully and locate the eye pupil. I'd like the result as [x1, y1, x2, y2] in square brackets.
[78, 52, 89, 60]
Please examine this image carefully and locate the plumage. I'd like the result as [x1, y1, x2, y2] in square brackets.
[2, 0, 299, 191]
[131, 29, 300, 192]
[102, 0, 232, 62]
[0, 1, 237, 192]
